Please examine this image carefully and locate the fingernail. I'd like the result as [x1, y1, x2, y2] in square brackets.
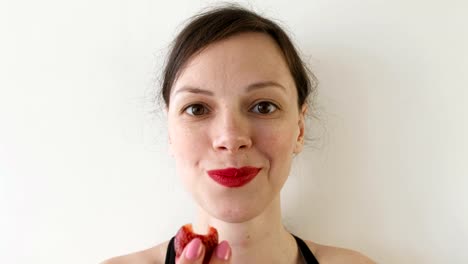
[215, 241, 231, 260]
[185, 238, 202, 260]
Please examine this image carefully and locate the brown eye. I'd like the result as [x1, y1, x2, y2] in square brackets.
[251, 101, 278, 114]
[184, 104, 208, 116]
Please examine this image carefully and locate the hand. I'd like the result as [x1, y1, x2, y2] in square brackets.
[176, 238, 231, 264]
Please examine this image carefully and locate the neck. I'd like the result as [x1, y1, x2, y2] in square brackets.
[193, 194, 302, 264]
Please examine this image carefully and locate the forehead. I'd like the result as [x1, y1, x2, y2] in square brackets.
[172, 32, 294, 95]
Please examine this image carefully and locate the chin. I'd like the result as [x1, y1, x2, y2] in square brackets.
[203, 198, 266, 223]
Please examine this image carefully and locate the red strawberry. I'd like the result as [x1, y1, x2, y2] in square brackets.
[174, 223, 219, 264]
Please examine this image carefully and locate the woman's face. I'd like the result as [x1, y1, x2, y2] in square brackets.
[167, 32, 306, 223]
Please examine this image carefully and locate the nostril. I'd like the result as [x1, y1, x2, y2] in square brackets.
[216, 144, 248, 152]
[213, 135, 252, 152]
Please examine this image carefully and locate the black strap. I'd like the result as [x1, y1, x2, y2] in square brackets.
[164, 234, 319, 263]
[165, 236, 176, 264]
[292, 234, 320, 264]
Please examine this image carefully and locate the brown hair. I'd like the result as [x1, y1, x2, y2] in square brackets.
[161, 4, 317, 110]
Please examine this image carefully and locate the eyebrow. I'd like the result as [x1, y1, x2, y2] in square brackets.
[246, 81, 286, 92]
[174, 81, 286, 96]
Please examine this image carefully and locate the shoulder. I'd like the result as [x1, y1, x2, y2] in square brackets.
[100, 240, 170, 264]
[304, 240, 376, 264]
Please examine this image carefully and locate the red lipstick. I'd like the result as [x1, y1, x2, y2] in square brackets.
[207, 167, 261, 187]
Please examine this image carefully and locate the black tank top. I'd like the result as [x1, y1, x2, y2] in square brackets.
[164, 234, 319, 263]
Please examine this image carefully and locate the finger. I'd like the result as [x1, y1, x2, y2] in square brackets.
[208, 240, 232, 263]
[176, 238, 205, 264]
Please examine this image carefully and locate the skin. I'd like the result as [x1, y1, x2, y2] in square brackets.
[101, 32, 375, 264]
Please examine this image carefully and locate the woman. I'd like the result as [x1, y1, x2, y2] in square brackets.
[103, 5, 375, 264]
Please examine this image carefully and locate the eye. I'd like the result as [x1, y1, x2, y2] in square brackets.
[250, 101, 278, 114]
[183, 103, 209, 116]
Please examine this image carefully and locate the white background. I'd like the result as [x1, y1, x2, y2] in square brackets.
[1, 0, 467, 263]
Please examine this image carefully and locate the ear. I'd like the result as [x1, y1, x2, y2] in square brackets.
[168, 135, 173, 155]
[165, 106, 174, 156]
[167, 132, 176, 157]
[293, 104, 307, 154]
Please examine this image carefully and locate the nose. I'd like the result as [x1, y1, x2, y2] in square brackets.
[212, 111, 252, 153]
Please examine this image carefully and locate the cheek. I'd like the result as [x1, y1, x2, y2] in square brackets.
[169, 122, 208, 163]
[255, 121, 297, 155]
[169, 124, 208, 190]
[254, 122, 296, 186]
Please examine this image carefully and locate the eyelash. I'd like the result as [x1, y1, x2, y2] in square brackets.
[183, 103, 210, 116]
[182, 101, 280, 116]
[250, 101, 279, 114]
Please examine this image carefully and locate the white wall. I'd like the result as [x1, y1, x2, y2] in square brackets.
[1, 0, 467, 263]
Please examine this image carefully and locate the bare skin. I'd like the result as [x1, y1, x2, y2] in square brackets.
[101, 238, 376, 264]
[102, 33, 376, 264]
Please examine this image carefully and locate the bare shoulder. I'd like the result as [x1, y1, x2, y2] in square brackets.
[100, 240, 170, 264]
[304, 240, 376, 264]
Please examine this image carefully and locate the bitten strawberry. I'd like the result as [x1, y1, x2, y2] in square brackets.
[174, 224, 219, 264]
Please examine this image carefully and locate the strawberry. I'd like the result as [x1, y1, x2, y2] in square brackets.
[174, 223, 219, 264]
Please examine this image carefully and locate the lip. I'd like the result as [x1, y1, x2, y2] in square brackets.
[207, 166, 261, 188]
